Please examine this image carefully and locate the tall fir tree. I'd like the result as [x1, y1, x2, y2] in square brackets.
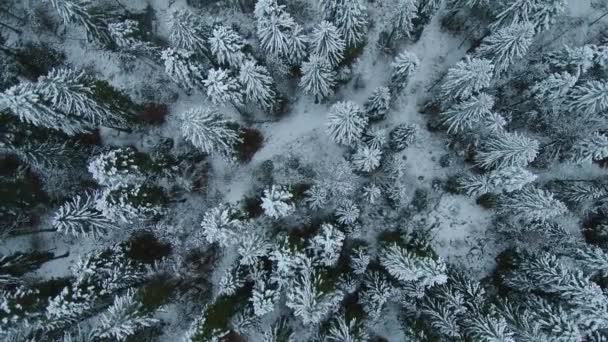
[169, 9, 210, 55]
[390, 50, 420, 93]
[299, 55, 337, 101]
[179, 107, 241, 156]
[326, 101, 368, 146]
[209, 25, 246, 67]
[476, 131, 539, 169]
[161, 48, 205, 92]
[203, 68, 244, 107]
[441, 93, 495, 133]
[334, 1, 368, 48]
[498, 187, 567, 222]
[238, 60, 276, 110]
[47, 0, 113, 47]
[441, 57, 494, 100]
[310, 21, 346, 67]
[476, 23, 535, 75]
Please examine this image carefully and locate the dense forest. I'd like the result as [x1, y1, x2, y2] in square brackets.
[1, 0, 608, 341]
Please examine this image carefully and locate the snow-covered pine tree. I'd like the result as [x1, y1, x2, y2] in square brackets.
[161, 48, 205, 93]
[459, 166, 537, 196]
[491, 0, 566, 32]
[255, 0, 297, 58]
[390, 123, 418, 151]
[286, 259, 342, 325]
[47, 0, 113, 47]
[388, 0, 418, 42]
[441, 93, 495, 133]
[326, 101, 368, 146]
[305, 184, 329, 210]
[169, 9, 209, 55]
[497, 187, 567, 222]
[203, 68, 244, 107]
[380, 243, 448, 288]
[108, 19, 157, 61]
[52, 192, 114, 238]
[238, 60, 276, 110]
[91, 289, 158, 341]
[251, 278, 280, 317]
[299, 55, 337, 101]
[310, 21, 346, 67]
[335, 200, 360, 225]
[531, 71, 578, 111]
[441, 57, 494, 100]
[574, 246, 608, 278]
[261, 185, 294, 219]
[198, 205, 243, 248]
[476, 131, 539, 169]
[390, 50, 420, 93]
[209, 25, 246, 67]
[463, 316, 515, 342]
[179, 107, 242, 156]
[325, 315, 368, 342]
[364, 86, 391, 121]
[287, 24, 309, 66]
[364, 127, 388, 150]
[570, 132, 608, 164]
[308, 223, 345, 267]
[96, 183, 166, 223]
[567, 80, 608, 116]
[359, 271, 395, 320]
[362, 183, 382, 204]
[476, 23, 535, 75]
[352, 145, 382, 172]
[418, 0, 444, 18]
[335, 1, 368, 48]
[87, 147, 149, 187]
[238, 231, 273, 266]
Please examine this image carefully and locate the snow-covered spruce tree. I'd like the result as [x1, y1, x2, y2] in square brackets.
[531, 71, 578, 110]
[305, 184, 330, 210]
[209, 25, 246, 67]
[255, 0, 297, 59]
[335, 200, 360, 226]
[96, 183, 166, 223]
[287, 24, 309, 66]
[261, 185, 294, 219]
[418, 0, 444, 18]
[497, 187, 567, 222]
[359, 271, 395, 320]
[570, 132, 608, 164]
[390, 49, 420, 93]
[52, 192, 114, 238]
[179, 106, 242, 156]
[364, 127, 388, 150]
[364, 86, 391, 121]
[362, 183, 382, 204]
[286, 260, 342, 325]
[310, 21, 346, 67]
[441, 93, 495, 133]
[326, 101, 368, 146]
[380, 243, 448, 288]
[459, 166, 537, 196]
[238, 231, 273, 267]
[299, 55, 337, 101]
[389, 123, 418, 151]
[463, 315, 515, 342]
[161, 48, 205, 93]
[108, 19, 157, 61]
[475, 131, 539, 169]
[352, 145, 382, 172]
[238, 60, 277, 110]
[169, 9, 209, 54]
[491, 0, 566, 32]
[325, 314, 369, 342]
[476, 23, 535, 75]
[87, 147, 149, 187]
[203, 68, 244, 107]
[441, 57, 494, 100]
[387, 0, 419, 43]
[47, 0, 113, 47]
[91, 289, 158, 341]
[198, 205, 243, 248]
[335, 0, 368, 48]
[566, 80, 608, 116]
[574, 246, 608, 278]
[251, 277, 280, 317]
[309, 223, 345, 267]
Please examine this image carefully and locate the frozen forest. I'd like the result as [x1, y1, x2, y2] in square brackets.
[2, 0, 608, 341]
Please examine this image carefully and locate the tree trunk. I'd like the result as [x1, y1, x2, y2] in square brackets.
[589, 10, 608, 27]
[0, 20, 21, 34]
